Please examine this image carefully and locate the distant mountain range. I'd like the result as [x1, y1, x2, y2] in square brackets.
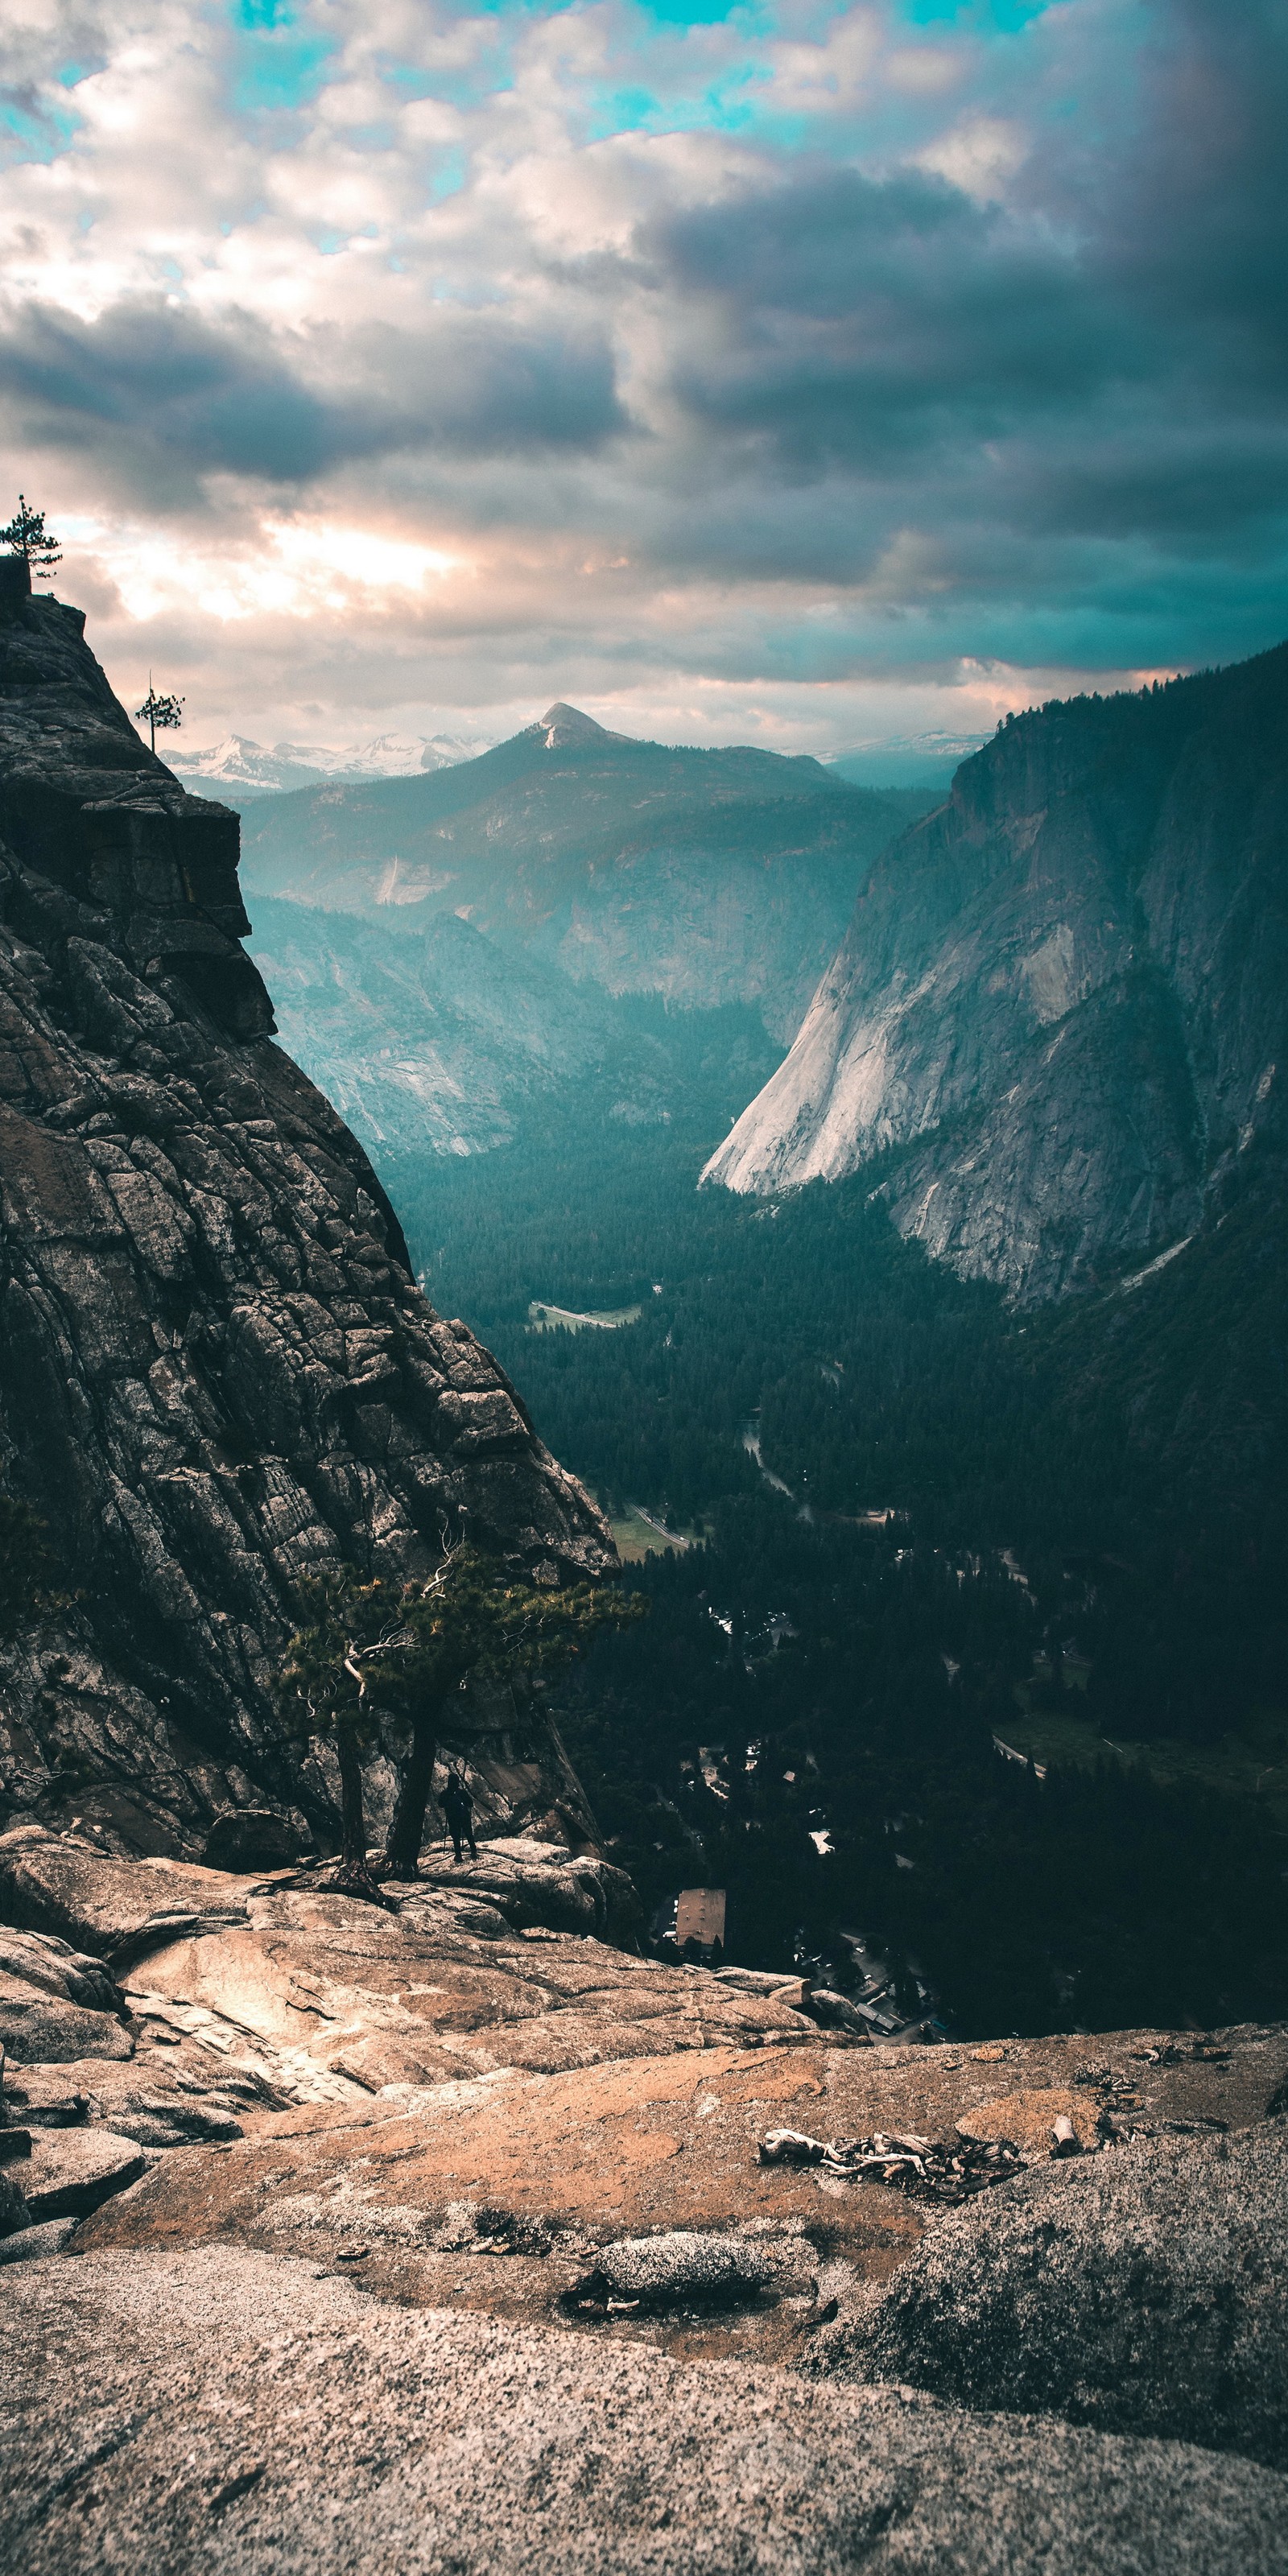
[175, 717, 982, 803]
[240, 703, 934, 1042]
[706, 644, 1288, 1299]
[170, 729, 490, 800]
[824, 729, 989, 789]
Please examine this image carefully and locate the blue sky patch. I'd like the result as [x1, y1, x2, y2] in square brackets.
[229, 2, 338, 116]
[899, 0, 1054, 27]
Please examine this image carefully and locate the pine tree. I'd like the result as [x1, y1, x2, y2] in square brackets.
[275, 1569, 413, 1902]
[384, 1543, 646, 1877]
[134, 679, 184, 755]
[0, 494, 62, 576]
[275, 1547, 645, 1893]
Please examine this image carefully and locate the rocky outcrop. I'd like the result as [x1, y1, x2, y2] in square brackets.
[704, 646, 1288, 1298]
[79, 1978, 1288, 2364]
[11, 1839, 1278, 2368]
[0, 1920, 129, 2062]
[812, 2117, 1288, 2473]
[0, 1827, 811, 2112]
[0, 1818, 643, 1976]
[0, 567, 614, 1856]
[2, 1833, 1287, 2566]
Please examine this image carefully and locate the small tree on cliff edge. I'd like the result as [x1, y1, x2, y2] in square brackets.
[134, 677, 184, 756]
[0, 495, 62, 576]
[276, 1548, 646, 1897]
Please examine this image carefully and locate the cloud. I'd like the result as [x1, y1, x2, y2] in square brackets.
[0, 0, 1282, 753]
[633, 0, 1288, 548]
[0, 294, 625, 490]
[0, 298, 349, 481]
[650, 163, 1101, 473]
[1054, 0, 1288, 374]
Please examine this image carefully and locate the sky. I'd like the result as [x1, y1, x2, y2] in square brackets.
[1, 0, 1285, 760]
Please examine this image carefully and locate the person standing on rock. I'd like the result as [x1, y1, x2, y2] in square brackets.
[441, 1769, 477, 1864]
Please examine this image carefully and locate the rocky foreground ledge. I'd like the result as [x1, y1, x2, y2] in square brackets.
[2, 1828, 1286, 2573]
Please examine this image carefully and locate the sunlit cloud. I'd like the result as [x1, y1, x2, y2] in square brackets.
[61, 509, 464, 621]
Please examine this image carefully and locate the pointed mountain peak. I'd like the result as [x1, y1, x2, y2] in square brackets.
[537, 702, 632, 749]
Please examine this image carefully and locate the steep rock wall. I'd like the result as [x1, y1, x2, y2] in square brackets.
[0, 565, 613, 1856]
[704, 646, 1288, 1298]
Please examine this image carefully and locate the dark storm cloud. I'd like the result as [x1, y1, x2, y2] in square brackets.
[0, 296, 625, 491]
[1074, 0, 1288, 379]
[649, 167, 1104, 474]
[641, 0, 1288, 556]
[369, 319, 626, 456]
[0, 299, 353, 480]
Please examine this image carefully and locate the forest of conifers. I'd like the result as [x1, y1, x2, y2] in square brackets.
[386, 1008, 1288, 2040]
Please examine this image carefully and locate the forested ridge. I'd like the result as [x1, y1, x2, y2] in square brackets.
[384, 1034, 1288, 2040]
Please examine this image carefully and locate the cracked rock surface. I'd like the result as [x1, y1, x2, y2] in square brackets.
[0, 572, 613, 1858]
[2, 1842, 1287, 2566]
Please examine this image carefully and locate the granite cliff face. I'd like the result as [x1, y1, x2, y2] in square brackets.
[0, 564, 613, 1858]
[246, 898, 628, 1161]
[704, 646, 1288, 1298]
[244, 897, 781, 1164]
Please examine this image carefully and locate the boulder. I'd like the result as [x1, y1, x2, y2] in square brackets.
[0, 1921, 130, 2063]
[816, 2116, 1288, 2472]
[0, 2066, 95, 2128]
[0, 1922, 122, 2013]
[394, 1836, 642, 1946]
[804, 1987, 876, 2037]
[202, 1809, 311, 1872]
[0, 1828, 257, 1967]
[19, 2124, 147, 2221]
[579, 2230, 774, 2308]
[0, 2215, 77, 2265]
[714, 1967, 809, 2004]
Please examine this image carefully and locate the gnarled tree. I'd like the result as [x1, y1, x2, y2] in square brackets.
[384, 1545, 646, 1878]
[134, 680, 184, 755]
[276, 1550, 645, 1892]
[275, 1570, 412, 1903]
